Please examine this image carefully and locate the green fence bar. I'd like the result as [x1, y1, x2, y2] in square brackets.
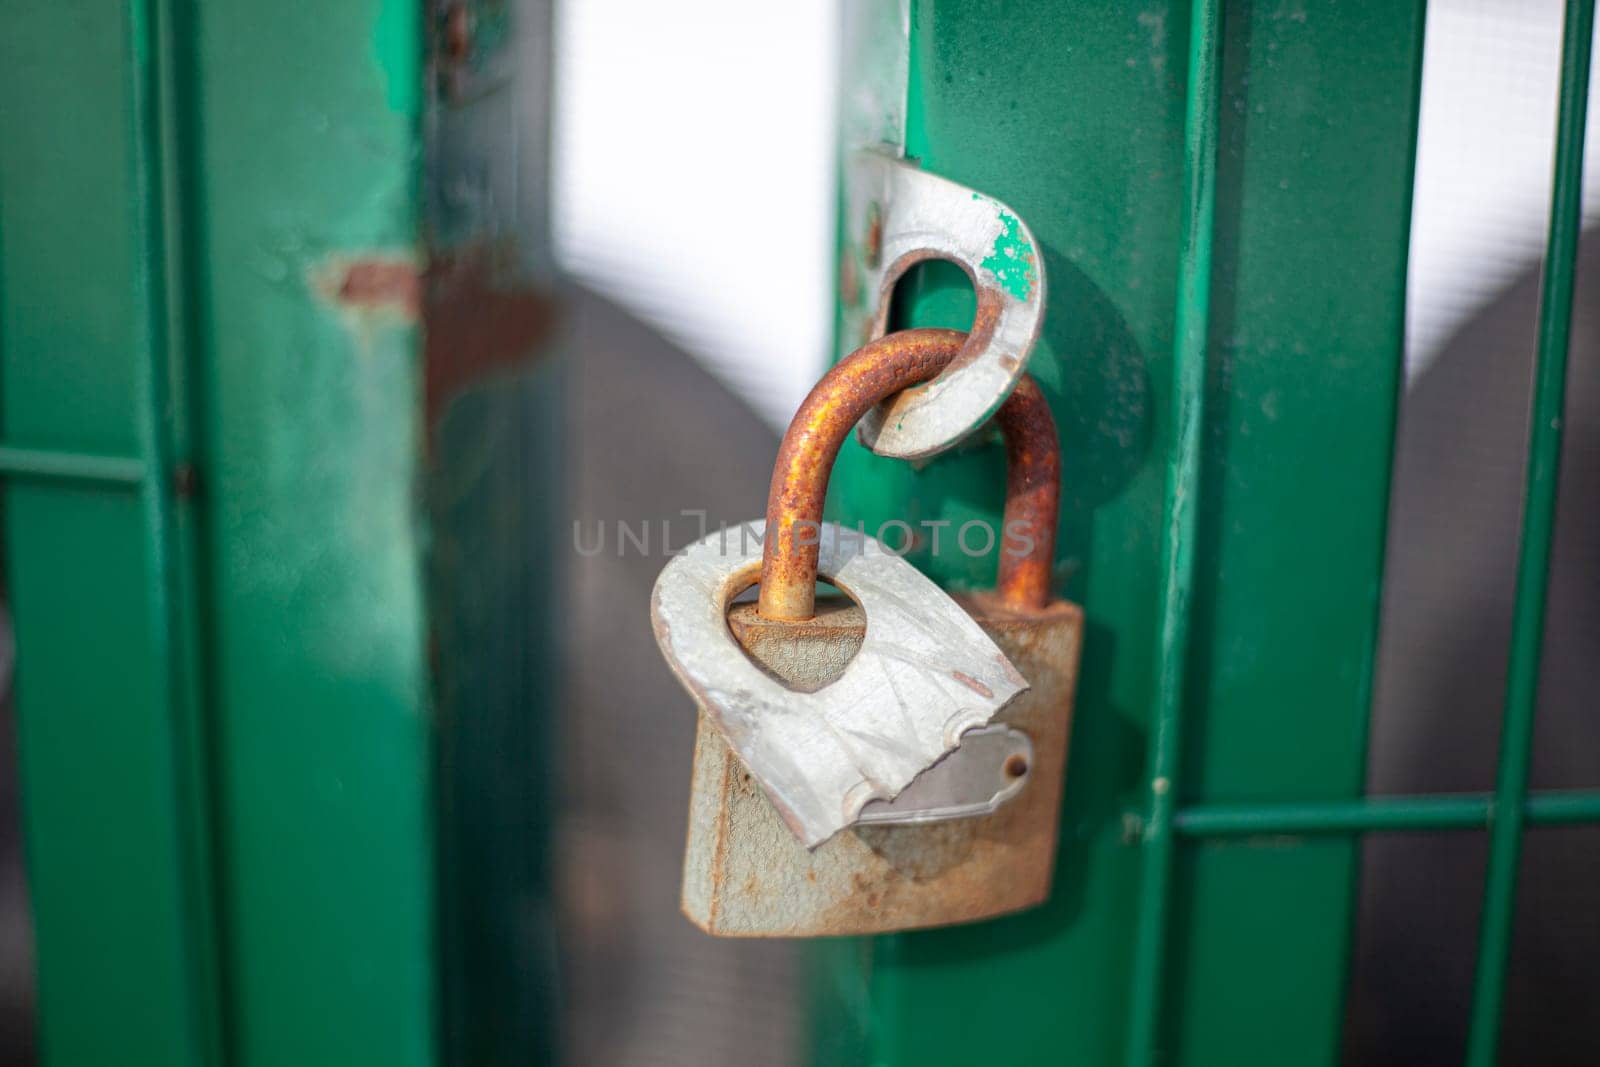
[0, 446, 147, 488]
[1523, 791, 1600, 826]
[0, 1, 220, 1061]
[1465, 1, 1596, 1062]
[1123, 0, 1223, 1062]
[1176, 790, 1600, 837]
[131, 0, 226, 1060]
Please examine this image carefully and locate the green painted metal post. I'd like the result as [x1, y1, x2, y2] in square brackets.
[1124, 1, 1221, 1059]
[0, 2, 558, 1064]
[1, 2, 223, 1061]
[174, 4, 436, 1062]
[819, 3, 1427, 1064]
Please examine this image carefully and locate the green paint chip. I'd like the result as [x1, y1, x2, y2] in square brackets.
[981, 210, 1037, 302]
[373, 0, 421, 116]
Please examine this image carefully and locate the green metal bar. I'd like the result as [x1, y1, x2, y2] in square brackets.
[1524, 791, 1600, 826]
[1466, 2, 1595, 1062]
[189, 4, 436, 1061]
[0, 445, 146, 487]
[1125, 0, 1223, 1062]
[2, 0, 209, 1058]
[1180, 796, 1489, 834]
[139, 0, 227, 1059]
[1175, 791, 1600, 837]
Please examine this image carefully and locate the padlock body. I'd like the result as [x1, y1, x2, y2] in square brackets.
[681, 592, 1082, 937]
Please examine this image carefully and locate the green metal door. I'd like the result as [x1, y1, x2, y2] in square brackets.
[3, 1, 1594, 1065]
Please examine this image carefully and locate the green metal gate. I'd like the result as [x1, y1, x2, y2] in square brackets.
[0, 1, 1595, 1065]
[817, 2, 1598, 1065]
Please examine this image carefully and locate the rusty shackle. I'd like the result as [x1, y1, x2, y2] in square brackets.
[758, 328, 1060, 621]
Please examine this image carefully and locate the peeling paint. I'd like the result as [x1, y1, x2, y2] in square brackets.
[322, 256, 424, 319]
[373, 0, 421, 115]
[314, 246, 555, 429]
[979, 203, 1038, 302]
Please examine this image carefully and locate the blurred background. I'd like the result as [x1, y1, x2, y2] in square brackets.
[0, 0, 1596, 1064]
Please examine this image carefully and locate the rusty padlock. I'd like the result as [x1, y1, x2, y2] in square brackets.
[656, 328, 1082, 937]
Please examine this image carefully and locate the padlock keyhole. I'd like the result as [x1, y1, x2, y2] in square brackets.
[725, 583, 864, 694]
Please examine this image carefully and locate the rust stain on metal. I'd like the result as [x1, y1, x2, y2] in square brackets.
[759, 323, 1058, 619]
[443, 2, 471, 60]
[752, 329, 960, 620]
[950, 670, 993, 698]
[171, 462, 200, 501]
[422, 246, 556, 429]
[994, 373, 1060, 611]
[758, 328, 966, 621]
[681, 594, 1084, 937]
[330, 258, 423, 318]
[726, 597, 863, 693]
[321, 245, 556, 434]
[871, 250, 1006, 378]
[862, 201, 883, 268]
[684, 318, 1070, 935]
[838, 250, 861, 307]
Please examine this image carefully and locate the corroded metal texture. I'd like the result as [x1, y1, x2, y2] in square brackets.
[319, 246, 556, 433]
[758, 328, 964, 620]
[328, 256, 423, 316]
[683, 593, 1082, 936]
[759, 329, 1058, 621]
[423, 246, 556, 428]
[653, 522, 1027, 849]
[842, 150, 1048, 460]
[994, 374, 1060, 611]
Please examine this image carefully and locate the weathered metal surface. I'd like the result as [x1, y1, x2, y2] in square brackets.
[317, 245, 557, 430]
[759, 328, 964, 621]
[185, 0, 439, 1060]
[0, 0, 446, 1063]
[759, 330, 1057, 622]
[817, 3, 1428, 1065]
[654, 522, 1027, 848]
[993, 374, 1059, 611]
[855, 724, 1033, 825]
[423, 245, 557, 427]
[683, 593, 1081, 936]
[840, 151, 1047, 461]
[423, 3, 561, 1065]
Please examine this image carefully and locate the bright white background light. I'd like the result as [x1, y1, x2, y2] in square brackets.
[553, 1, 1598, 424]
[1406, 0, 1600, 379]
[553, 1, 839, 431]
